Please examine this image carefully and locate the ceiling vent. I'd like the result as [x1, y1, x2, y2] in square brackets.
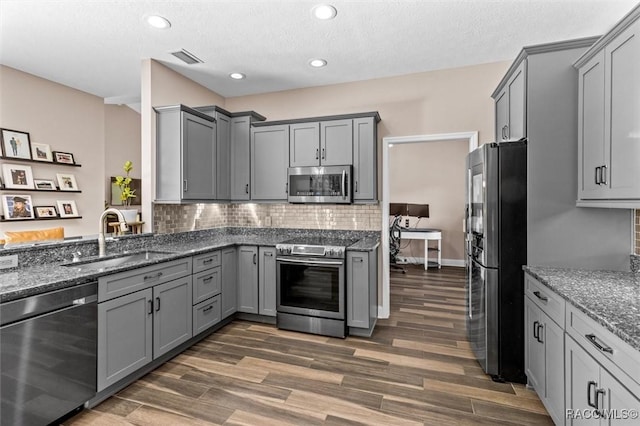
[170, 49, 203, 65]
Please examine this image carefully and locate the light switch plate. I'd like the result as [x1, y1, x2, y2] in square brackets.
[0, 254, 18, 269]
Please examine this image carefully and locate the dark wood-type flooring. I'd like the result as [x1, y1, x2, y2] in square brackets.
[65, 265, 552, 425]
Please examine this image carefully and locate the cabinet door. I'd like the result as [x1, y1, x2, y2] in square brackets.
[507, 61, 526, 141]
[566, 336, 601, 426]
[579, 51, 607, 199]
[237, 246, 258, 314]
[604, 20, 640, 199]
[153, 276, 193, 358]
[221, 247, 238, 318]
[525, 298, 545, 394]
[251, 125, 289, 200]
[321, 119, 353, 166]
[542, 311, 565, 425]
[353, 117, 377, 201]
[495, 89, 508, 141]
[182, 111, 216, 200]
[216, 112, 231, 200]
[230, 116, 251, 200]
[258, 247, 277, 316]
[601, 368, 640, 425]
[97, 288, 153, 391]
[347, 251, 369, 328]
[290, 122, 320, 167]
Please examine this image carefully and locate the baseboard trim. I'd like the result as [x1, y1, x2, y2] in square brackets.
[396, 256, 465, 268]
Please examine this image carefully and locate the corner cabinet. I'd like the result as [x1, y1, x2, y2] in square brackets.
[251, 125, 289, 201]
[155, 105, 216, 202]
[347, 248, 378, 337]
[493, 60, 526, 142]
[575, 10, 640, 206]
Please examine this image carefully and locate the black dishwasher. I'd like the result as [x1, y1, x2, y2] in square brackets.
[1, 282, 98, 425]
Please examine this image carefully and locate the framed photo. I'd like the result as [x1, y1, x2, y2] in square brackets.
[34, 178, 57, 191]
[34, 205, 58, 218]
[56, 200, 79, 218]
[2, 164, 34, 189]
[53, 151, 75, 164]
[2, 194, 35, 220]
[56, 173, 79, 191]
[1, 128, 32, 160]
[31, 143, 53, 162]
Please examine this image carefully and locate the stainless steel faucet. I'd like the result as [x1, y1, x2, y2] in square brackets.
[98, 208, 129, 257]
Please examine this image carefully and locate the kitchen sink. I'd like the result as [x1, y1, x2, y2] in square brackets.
[63, 250, 174, 272]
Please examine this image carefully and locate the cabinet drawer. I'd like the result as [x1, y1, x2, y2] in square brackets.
[98, 257, 193, 302]
[524, 273, 565, 327]
[193, 267, 221, 304]
[193, 295, 221, 335]
[193, 251, 221, 273]
[565, 303, 640, 389]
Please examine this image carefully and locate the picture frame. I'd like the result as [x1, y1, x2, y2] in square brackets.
[2, 194, 35, 220]
[56, 173, 79, 191]
[53, 151, 75, 164]
[1, 128, 32, 160]
[34, 178, 57, 191]
[56, 200, 79, 218]
[34, 205, 58, 218]
[30, 143, 54, 162]
[2, 164, 34, 189]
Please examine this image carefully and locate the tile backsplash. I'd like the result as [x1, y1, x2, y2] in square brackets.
[153, 203, 382, 234]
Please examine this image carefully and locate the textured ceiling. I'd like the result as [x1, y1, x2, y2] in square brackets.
[1, 0, 637, 104]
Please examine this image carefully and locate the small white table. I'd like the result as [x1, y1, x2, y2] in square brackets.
[399, 228, 442, 270]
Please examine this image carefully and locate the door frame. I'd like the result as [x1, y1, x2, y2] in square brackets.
[379, 131, 478, 319]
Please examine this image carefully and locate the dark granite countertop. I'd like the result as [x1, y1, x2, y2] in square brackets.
[0, 228, 380, 303]
[524, 265, 640, 353]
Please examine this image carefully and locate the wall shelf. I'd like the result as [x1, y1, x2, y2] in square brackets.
[0, 187, 81, 193]
[0, 216, 83, 222]
[0, 156, 81, 167]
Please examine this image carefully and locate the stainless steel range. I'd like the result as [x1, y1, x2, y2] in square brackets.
[276, 237, 356, 338]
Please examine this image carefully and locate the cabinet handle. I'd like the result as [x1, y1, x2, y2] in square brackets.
[285, 182, 288, 194]
[148, 300, 153, 315]
[595, 166, 601, 185]
[601, 165, 607, 185]
[533, 320, 539, 340]
[532, 291, 548, 302]
[504, 125, 509, 140]
[595, 388, 606, 413]
[203, 258, 213, 264]
[585, 333, 614, 354]
[183, 180, 188, 192]
[321, 148, 325, 160]
[253, 253, 257, 264]
[536, 323, 544, 344]
[245, 183, 249, 194]
[353, 258, 364, 263]
[203, 276, 213, 283]
[315, 148, 319, 160]
[587, 381, 597, 408]
[203, 305, 214, 313]
[264, 252, 273, 257]
[355, 181, 358, 193]
[155, 297, 160, 312]
[144, 272, 163, 281]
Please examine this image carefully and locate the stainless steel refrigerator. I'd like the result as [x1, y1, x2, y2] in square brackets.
[465, 140, 527, 383]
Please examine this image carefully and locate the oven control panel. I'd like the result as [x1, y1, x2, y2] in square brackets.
[276, 244, 346, 259]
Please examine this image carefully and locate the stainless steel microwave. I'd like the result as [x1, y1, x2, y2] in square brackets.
[287, 165, 352, 204]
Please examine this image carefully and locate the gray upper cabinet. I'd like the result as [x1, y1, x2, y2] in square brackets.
[576, 14, 640, 205]
[258, 246, 276, 317]
[321, 119, 353, 166]
[493, 61, 526, 142]
[231, 116, 251, 200]
[215, 112, 231, 200]
[152, 276, 193, 358]
[251, 125, 290, 200]
[237, 245, 258, 314]
[290, 122, 320, 167]
[155, 105, 216, 202]
[353, 117, 377, 201]
[221, 247, 238, 318]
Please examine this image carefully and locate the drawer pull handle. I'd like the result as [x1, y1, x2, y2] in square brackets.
[587, 381, 597, 408]
[264, 252, 273, 257]
[585, 334, 614, 354]
[533, 291, 548, 302]
[203, 276, 213, 283]
[203, 258, 213, 264]
[203, 305, 214, 313]
[144, 272, 163, 281]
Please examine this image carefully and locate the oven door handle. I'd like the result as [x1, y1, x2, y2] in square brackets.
[276, 257, 344, 266]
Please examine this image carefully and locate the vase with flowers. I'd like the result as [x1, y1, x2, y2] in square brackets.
[114, 160, 138, 223]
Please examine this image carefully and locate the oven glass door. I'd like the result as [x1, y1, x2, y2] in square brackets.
[277, 257, 344, 319]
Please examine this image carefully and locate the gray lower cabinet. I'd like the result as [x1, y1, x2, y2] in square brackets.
[155, 105, 216, 202]
[152, 276, 193, 358]
[193, 295, 221, 335]
[251, 125, 289, 200]
[237, 245, 258, 313]
[97, 288, 153, 392]
[353, 117, 377, 201]
[193, 266, 221, 305]
[346, 248, 378, 336]
[258, 246, 276, 316]
[221, 247, 238, 318]
[215, 111, 231, 200]
[231, 116, 251, 200]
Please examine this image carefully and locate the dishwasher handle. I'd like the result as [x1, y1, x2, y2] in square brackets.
[0, 282, 98, 326]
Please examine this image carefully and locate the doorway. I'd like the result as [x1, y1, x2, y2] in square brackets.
[379, 132, 478, 318]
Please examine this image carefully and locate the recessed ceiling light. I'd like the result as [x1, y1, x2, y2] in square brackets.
[229, 73, 246, 80]
[309, 58, 327, 68]
[147, 15, 171, 29]
[312, 4, 337, 20]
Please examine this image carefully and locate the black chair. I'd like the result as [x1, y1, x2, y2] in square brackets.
[389, 214, 406, 274]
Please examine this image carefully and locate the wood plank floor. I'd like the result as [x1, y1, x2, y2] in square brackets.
[65, 266, 552, 425]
